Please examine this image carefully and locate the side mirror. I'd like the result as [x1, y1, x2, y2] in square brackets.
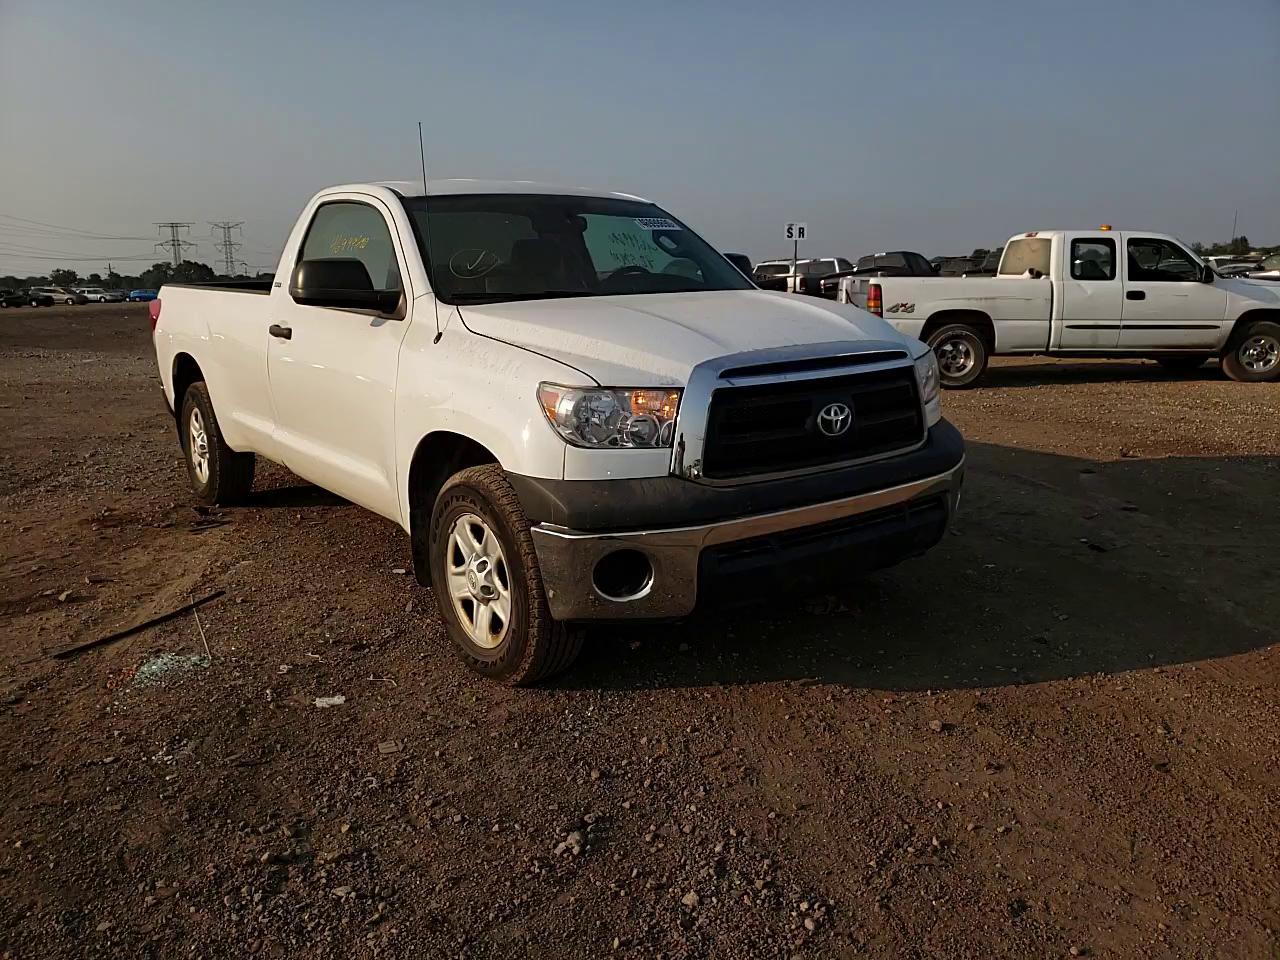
[723, 253, 753, 277]
[1200, 263, 1216, 284]
[289, 258, 401, 313]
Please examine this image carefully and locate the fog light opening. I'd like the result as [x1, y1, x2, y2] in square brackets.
[592, 550, 654, 602]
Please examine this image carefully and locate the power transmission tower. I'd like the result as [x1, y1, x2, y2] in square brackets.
[155, 222, 196, 266]
[209, 221, 246, 276]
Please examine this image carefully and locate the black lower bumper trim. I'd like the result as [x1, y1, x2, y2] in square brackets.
[698, 495, 948, 609]
[508, 419, 964, 532]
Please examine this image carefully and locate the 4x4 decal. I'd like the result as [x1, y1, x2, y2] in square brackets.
[886, 302, 916, 314]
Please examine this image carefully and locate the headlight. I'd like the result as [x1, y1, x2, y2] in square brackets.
[914, 351, 940, 405]
[538, 384, 681, 448]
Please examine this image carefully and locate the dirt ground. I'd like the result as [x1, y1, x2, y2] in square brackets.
[1, 303, 1277, 960]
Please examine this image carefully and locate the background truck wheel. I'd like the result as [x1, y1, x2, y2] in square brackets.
[927, 324, 989, 388]
[179, 382, 255, 505]
[1221, 321, 1280, 383]
[429, 464, 582, 686]
[1157, 355, 1208, 373]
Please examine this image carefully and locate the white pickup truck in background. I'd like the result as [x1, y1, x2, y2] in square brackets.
[151, 180, 964, 685]
[836, 229, 1280, 387]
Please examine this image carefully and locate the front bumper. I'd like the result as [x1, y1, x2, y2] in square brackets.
[526, 427, 964, 621]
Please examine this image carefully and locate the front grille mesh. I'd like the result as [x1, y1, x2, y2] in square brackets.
[700, 366, 923, 479]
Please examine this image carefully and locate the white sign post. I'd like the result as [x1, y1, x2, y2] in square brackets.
[784, 223, 809, 290]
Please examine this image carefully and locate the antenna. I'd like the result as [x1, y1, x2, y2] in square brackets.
[419, 121, 442, 344]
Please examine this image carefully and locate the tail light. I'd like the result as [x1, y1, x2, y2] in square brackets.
[866, 283, 883, 317]
[148, 298, 162, 331]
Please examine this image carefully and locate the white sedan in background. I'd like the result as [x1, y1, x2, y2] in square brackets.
[74, 287, 125, 302]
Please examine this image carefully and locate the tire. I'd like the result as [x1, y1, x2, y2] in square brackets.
[927, 323, 989, 388]
[1221, 321, 1280, 383]
[1157, 355, 1208, 373]
[428, 464, 582, 686]
[178, 382, 255, 505]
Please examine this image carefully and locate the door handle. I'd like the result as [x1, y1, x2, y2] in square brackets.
[268, 324, 293, 340]
[1125, 290, 1146, 301]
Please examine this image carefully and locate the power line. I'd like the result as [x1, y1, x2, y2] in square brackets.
[209, 221, 246, 276]
[0, 213, 154, 241]
[155, 222, 196, 267]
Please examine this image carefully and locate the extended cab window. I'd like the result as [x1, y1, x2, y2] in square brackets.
[300, 202, 401, 291]
[1127, 238, 1198, 282]
[999, 238, 1051, 277]
[1071, 239, 1116, 281]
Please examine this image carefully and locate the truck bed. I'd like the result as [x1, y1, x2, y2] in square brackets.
[162, 279, 274, 295]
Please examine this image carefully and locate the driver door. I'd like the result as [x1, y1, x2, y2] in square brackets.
[266, 197, 411, 521]
[1120, 236, 1226, 349]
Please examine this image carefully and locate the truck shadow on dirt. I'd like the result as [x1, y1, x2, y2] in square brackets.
[980, 359, 1227, 388]
[563, 442, 1279, 691]
[245, 484, 348, 509]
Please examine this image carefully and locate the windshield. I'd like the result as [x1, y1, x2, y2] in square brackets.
[402, 194, 752, 304]
[755, 263, 790, 277]
[856, 254, 908, 271]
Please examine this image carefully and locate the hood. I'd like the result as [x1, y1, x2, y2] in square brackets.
[457, 290, 915, 385]
[1218, 276, 1280, 307]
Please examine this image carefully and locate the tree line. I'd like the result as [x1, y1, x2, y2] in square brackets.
[0, 261, 273, 291]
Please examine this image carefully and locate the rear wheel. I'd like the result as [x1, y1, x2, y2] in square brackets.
[428, 464, 582, 686]
[1221, 321, 1280, 383]
[1157, 355, 1208, 373]
[179, 382, 255, 505]
[927, 323, 989, 388]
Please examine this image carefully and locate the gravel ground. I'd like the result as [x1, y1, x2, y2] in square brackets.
[1, 303, 1277, 959]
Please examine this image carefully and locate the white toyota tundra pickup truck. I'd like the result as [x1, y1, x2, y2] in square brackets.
[151, 180, 964, 684]
[836, 229, 1280, 387]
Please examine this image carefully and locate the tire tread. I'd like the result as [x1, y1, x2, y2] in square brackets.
[432, 464, 582, 686]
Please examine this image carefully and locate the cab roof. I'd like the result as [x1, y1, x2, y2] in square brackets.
[347, 179, 652, 203]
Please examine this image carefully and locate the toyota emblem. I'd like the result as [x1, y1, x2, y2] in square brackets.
[817, 402, 852, 437]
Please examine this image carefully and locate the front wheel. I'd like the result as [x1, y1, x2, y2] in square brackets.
[179, 382, 255, 505]
[927, 323, 989, 388]
[1221, 321, 1280, 383]
[428, 464, 582, 686]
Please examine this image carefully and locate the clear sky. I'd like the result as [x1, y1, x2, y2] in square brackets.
[1, 0, 1277, 276]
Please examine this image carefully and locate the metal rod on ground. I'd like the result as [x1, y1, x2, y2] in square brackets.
[192, 599, 211, 659]
[49, 591, 226, 660]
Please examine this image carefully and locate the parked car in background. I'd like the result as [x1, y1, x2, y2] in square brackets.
[128, 289, 159, 302]
[1, 288, 55, 307]
[152, 178, 962, 685]
[1248, 254, 1280, 281]
[753, 257, 853, 295]
[34, 286, 88, 305]
[935, 257, 981, 276]
[819, 251, 937, 299]
[723, 253, 754, 279]
[1204, 255, 1262, 272]
[839, 228, 1280, 386]
[107, 289, 130, 300]
[74, 286, 125, 302]
[965, 249, 1004, 277]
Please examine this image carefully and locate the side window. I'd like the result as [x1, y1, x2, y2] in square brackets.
[299, 202, 401, 291]
[836, 258, 854, 271]
[1070, 239, 1116, 281]
[1128, 238, 1196, 282]
[909, 253, 933, 275]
